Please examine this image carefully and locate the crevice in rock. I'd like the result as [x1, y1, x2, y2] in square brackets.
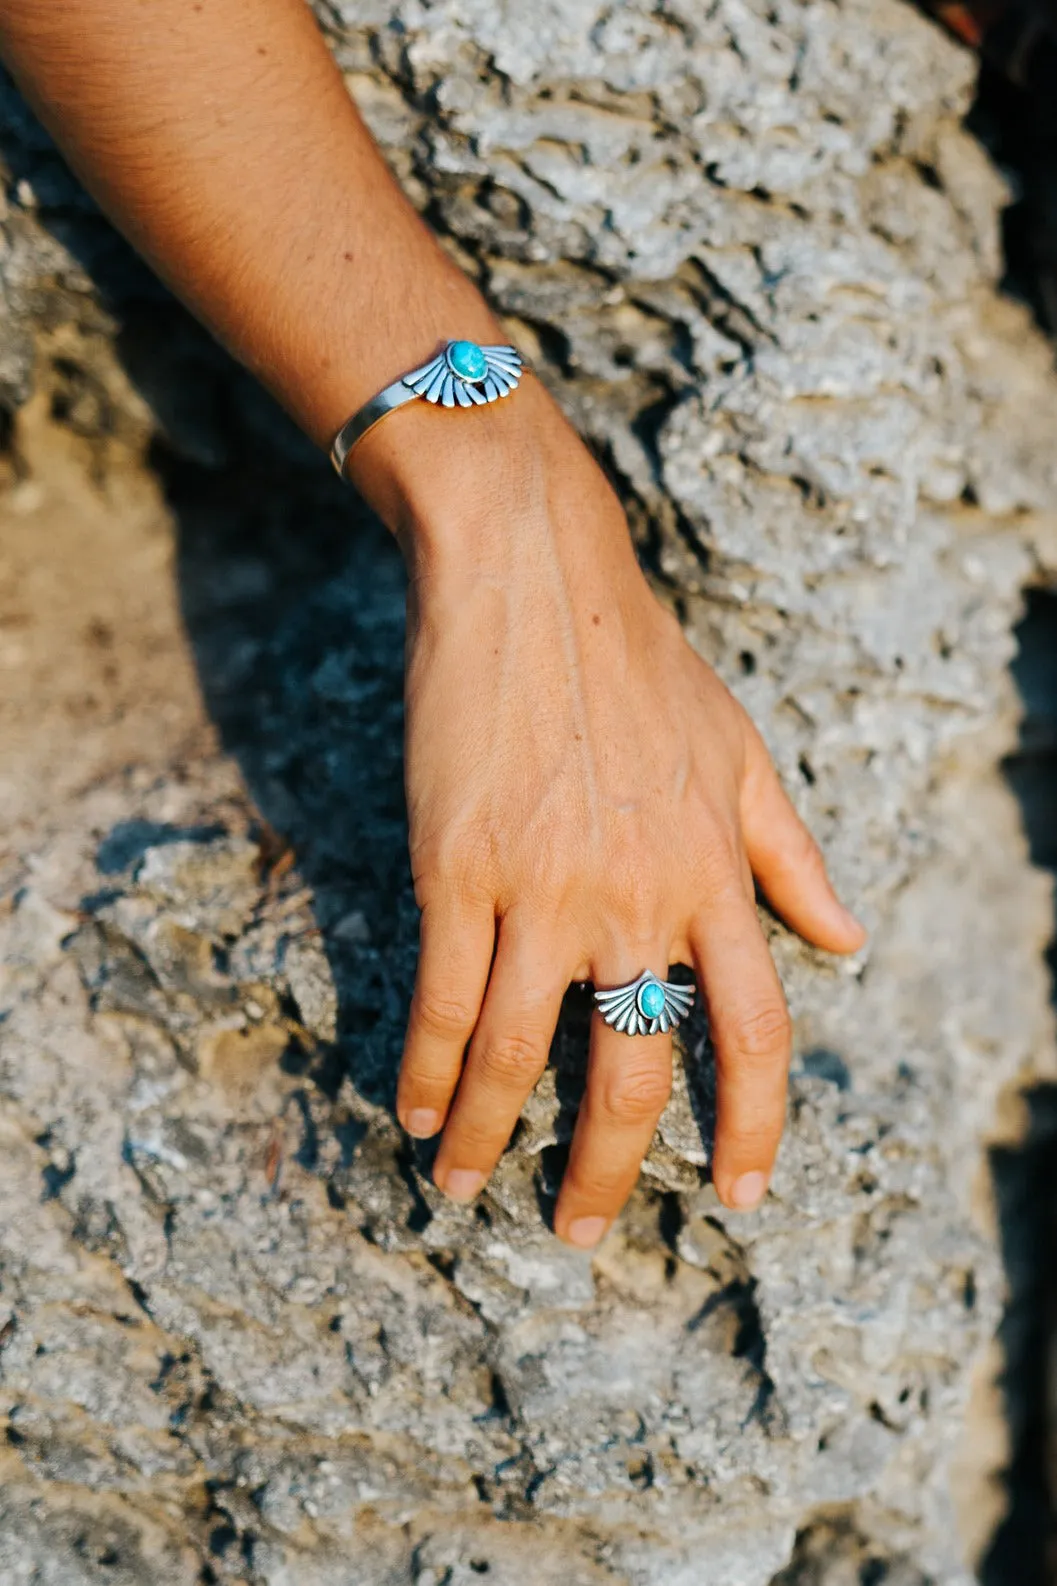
[986, 587, 1057, 1586]
[968, 56, 1057, 339]
[768, 1508, 930, 1585]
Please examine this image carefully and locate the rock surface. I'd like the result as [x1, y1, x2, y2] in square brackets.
[1, 1, 1057, 1581]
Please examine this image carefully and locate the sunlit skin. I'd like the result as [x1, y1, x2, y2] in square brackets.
[0, 0, 865, 1248]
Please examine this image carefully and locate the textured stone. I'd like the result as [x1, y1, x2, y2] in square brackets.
[0, 1, 1056, 1582]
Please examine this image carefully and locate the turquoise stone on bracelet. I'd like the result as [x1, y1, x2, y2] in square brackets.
[447, 339, 488, 381]
[637, 978, 666, 1020]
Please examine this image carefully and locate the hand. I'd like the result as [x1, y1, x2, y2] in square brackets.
[0, 0, 861, 1242]
[355, 376, 865, 1247]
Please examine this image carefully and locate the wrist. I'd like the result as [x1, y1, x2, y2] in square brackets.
[370, 398, 653, 639]
[347, 369, 565, 558]
[339, 333, 649, 605]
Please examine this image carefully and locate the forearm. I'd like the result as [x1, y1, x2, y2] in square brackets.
[0, 0, 500, 459]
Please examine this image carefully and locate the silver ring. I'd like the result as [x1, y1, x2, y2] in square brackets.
[330, 340, 526, 477]
[593, 971, 695, 1037]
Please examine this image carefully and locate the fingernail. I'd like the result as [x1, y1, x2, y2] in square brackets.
[565, 1215, 609, 1249]
[440, 1168, 484, 1202]
[405, 1108, 441, 1138]
[729, 1171, 768, 1210]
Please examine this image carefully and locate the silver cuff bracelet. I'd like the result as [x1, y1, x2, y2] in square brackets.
[329, 338, 527, 478]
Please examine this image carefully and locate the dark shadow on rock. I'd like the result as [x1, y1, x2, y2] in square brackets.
[984, 587, 1057, 1586]
[798, 1047, 852, 1092]
[770, 1512, 930, 1585]
[966, 49, 1057, 343]
[162, 437, 420, 1118]
[95, 820, 229, 875]
[966, 27, 1057, 1568]
[982, 1086, 1057, 1586]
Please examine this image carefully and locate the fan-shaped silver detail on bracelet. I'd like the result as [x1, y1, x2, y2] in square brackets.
[329, 339, 525, 478]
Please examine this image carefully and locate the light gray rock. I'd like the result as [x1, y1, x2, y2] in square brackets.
[0, 0, 1056, 1581]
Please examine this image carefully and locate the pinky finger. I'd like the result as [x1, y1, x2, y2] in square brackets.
[396, 893, 495, 1138]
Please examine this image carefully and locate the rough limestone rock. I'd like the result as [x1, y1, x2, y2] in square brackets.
[1, 0, 1057, 1581]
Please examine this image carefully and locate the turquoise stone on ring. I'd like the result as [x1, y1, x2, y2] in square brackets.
[447, 339, 489, 381]
[637, 978, 666, 1021]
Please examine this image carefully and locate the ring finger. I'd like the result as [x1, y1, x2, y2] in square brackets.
[553, 943, 674, 1249]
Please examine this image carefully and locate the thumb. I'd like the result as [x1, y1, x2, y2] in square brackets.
[740, 724, 866, 955]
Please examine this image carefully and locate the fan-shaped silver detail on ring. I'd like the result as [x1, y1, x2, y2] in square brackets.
[593, 971, 695, 1037]
[402, 342, 524, 409]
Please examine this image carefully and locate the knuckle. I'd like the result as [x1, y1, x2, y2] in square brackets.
[411, 867, 445, 911]
[443, 1116, 498, 1157]
[658, 603, 686, 646]
[693, 828, 743, 899]
[520, 847, 579, 909]
[602, 1058, 672, 1124]
[612, 913, 663, 957]
[616, 850, 658, 908]
[788, 821, 824, 874]
[413, 987, 478, 1043]
[727, 1000, 792, 1064]
[413, 833, 494, 909]
[728, 1106, 782, 1142]
[721, 1119, 782, 1159]
[561, 1160, 626, 1207]
[599, 829, 660, 911]
[476, 1030, 548, 1089]
[608, 883, 665, 945]
[397, 1069, 451, 1109]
